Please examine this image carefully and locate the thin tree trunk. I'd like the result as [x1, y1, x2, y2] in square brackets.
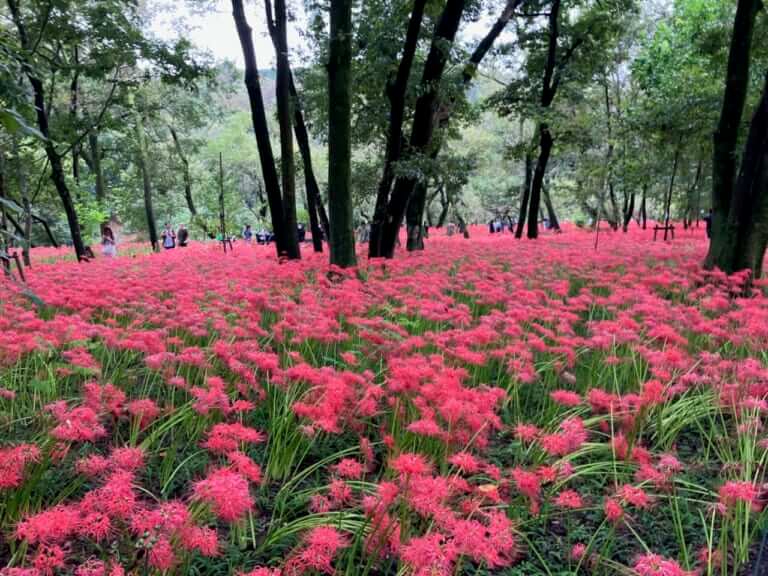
[437, 186, 450, 228]
[289, 74, 325, 252]
[169, 125, 211, 238]
[70, 45, 81, 185]
[640, 185, 647, 230]
[88, 130, 105, 203]
[379, 0, 467, 258]
[542, 182, 560, 230]
[527, 124, 553, 238]
[369, 0, 428, 258]
[267, 0, 300, 260]
[0, 146, 8, 265]
[13, 138, 31, 266]
[263, 5, 328, 252]
[685, 157, 703, 228]
[231, 0, 292, 259]
[8, 0, 87, 260]
[32, 214, 58, 247]
[327, 0, 357, 267]
[602, 80, 620, 230]
[664, 139, 682, 240]
[527, 0, 563, 240]
[219, 152, 228, 253]
[622, 191, 635, 232]
[516, 146, 533, 238]
[132, 97, 158, 252]
[425, 186, 441, 227]
[705, 0, 762, 269]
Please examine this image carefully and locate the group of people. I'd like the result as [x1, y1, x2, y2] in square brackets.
[160, 223, 189, 250]
[242, 223, 307, 245]
[488, 216, 515, 233]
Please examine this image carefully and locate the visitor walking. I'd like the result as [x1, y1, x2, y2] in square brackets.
[161, 223, 176, 250]
[177, 224, 189, 247]
[101, 225, 116, 257]
[243, 224, 253, 243]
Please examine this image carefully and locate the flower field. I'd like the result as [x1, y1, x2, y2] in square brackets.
[1, 227, 767, 576]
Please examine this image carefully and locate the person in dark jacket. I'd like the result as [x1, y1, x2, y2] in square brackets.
[177, 224, 189, 247]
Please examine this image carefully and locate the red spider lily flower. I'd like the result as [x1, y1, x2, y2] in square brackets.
[401, 533, 458, 576]
[719, 480, 761, 512]
[239, 569, 282, 576]
[33, 544, 66, 576]
[514, 423, 540, 442]
[226, 451, 263, 485]
[202, 423, 266, 455]
[448, 452, 482, 474]
[633, 553, 695, 576]
[0, 444, 41, 490]
[554, 489, 584, 509]
[47, 404, 106, 443]
[390, 453, 432, 477]
[125, 398, 160, 428]
[192, 467, 253, 522]
[570, 543, 587, 560]
[333, 458, 365, 479]
[550, 389, 582, 407]
[604, 497, 624, 522]
[283, 526, 349, 575]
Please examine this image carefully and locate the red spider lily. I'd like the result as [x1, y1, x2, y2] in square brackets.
[191, 467, 254, 522]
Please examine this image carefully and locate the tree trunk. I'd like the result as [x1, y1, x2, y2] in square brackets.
[622, 191, 635, 232]
[381, 0, 523, 250]
[369, 0, 428, 258]
[8, 0, 87, 261]
[425, 186, 441, 227]
[640, 185, 647, 230]
[88, 130, 105, 203]
[327, 0, 357, 267]
[603, 80, 620, 230]
[263, 4, 328, 253]
[0, 146, 7, 263]
[705, 0, 762, 269]
[268, 0, 300, 260]
[516, 146, 533, 238]
[231, 0, 292, 259]
[406, 180, 429, 250]
[437, 186, 450, 228]
[32, 214, 58, 247]
[542, 182, 560, 230]
[289, 74, 326, 252]
[169, 125, 211, 238]
[527, 124, 553, 238]
[684, 157, 703, 228]
[526, 0, 566, 240]
[70, 45, 81, 186]
[461, 0, 522, 84]
[664, 139, 681, 240]
[378, 0, 467, 258]
[13, 138, 31, 266]
[219, 153, 228, 253]
[132, 97, 158, 252]
[724, 72, 768, 278]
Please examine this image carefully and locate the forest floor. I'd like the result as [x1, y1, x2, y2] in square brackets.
[1, 225, 767, 576]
